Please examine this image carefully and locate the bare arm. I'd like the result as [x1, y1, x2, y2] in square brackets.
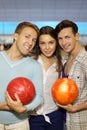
[0, 102, 11, 110]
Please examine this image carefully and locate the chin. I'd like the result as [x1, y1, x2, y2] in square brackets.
[22, 52, 29, 56]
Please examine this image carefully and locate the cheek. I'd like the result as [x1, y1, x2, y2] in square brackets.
[39, 45, 45, 51]
[58, 40, 62, 46]
[33, 42, 36, 47]
[30, 44, 35, 51]
[59, 43, 63, 48]
[40, 48, 45, 53]
[51, 45, 56, 52]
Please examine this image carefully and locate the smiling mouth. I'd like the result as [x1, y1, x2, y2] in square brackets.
[63, 45, 70, 49]
[24, 45, 31, 50]
[45, 52, 51, 55]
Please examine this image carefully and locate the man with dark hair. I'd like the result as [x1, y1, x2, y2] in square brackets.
[55, 20, 87, 130]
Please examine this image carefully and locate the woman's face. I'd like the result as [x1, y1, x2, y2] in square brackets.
[39, 34, 56, 58]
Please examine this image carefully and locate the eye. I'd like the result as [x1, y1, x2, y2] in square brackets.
[65, 36, 70, 39]
[49, 41, 54, 44]
[58, 37, 62, 40]
[39, 42, 45, 45]
[32, 39, 37, 44]
[58, 38, 62, 42]
[25, 35, 30, 38]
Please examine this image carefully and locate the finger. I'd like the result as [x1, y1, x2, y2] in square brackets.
[56, 103, 64, 107]
[5, 91, 11, 99]
[5, 91, 14, 102]
[14, 93, 21, 102]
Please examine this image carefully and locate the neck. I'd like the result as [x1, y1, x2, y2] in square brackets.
[6, 44, 23, 61]
[40, 54, 56, 71]
[69, 42, 83, 59]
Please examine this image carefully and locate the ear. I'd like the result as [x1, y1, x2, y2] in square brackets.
[13, 33, 18, 41]
[75, 33, 80, 41]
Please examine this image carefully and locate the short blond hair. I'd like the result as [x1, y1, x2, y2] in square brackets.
[14, 21, 39, 36]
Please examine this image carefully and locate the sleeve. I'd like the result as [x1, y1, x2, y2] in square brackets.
[26, 62, 43, 111]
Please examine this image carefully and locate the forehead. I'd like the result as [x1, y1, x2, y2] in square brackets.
[21, 27, 38, 36]
[58, 27, 73, 36]
[39, 34, 55, 41]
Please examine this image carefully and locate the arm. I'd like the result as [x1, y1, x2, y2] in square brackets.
[0, 102, 11, 110]
[26, 62, 43, 111]
[61, 56, 87, 113]
[57, 100, 87, 113]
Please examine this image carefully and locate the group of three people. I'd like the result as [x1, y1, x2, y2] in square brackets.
[0, 19, 87, 130]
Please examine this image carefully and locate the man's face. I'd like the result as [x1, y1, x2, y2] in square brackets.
[57, 27, 79, 53]
[14, 27, 38, 56]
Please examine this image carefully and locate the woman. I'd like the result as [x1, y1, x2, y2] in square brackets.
[29, 26, 65, 130]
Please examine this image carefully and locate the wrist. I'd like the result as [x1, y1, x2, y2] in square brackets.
[17, 106, 27, 114]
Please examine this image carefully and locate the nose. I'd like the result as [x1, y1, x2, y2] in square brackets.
[61, 38, 66, 46]
[45, 43, 49, 49]
[28, 38, 33, 46]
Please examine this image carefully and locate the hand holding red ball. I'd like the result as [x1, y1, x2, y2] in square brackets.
[7, 77, 36, 105]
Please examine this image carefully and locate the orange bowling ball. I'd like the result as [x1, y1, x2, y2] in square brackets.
[7, 77, 36, 105]
[52, 78, 79, 105]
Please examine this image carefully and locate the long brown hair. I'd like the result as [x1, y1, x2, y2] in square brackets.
[35, 26, 63, 76]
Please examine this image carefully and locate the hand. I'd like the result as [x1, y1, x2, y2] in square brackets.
[0, 102, 11, 110]
[56, 103, 77, 113]
[5, 91, 27, 114]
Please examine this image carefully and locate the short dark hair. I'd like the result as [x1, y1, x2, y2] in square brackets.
[55, 19, 78, 35]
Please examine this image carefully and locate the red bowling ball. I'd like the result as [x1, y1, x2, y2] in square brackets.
[52, 78, 79, 105]
[7, 77, 36, 105]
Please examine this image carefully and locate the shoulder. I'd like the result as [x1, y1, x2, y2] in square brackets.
[27, 57, 41, 67]
[78, 49, 87, 66]
[81, 49, 87, 59]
